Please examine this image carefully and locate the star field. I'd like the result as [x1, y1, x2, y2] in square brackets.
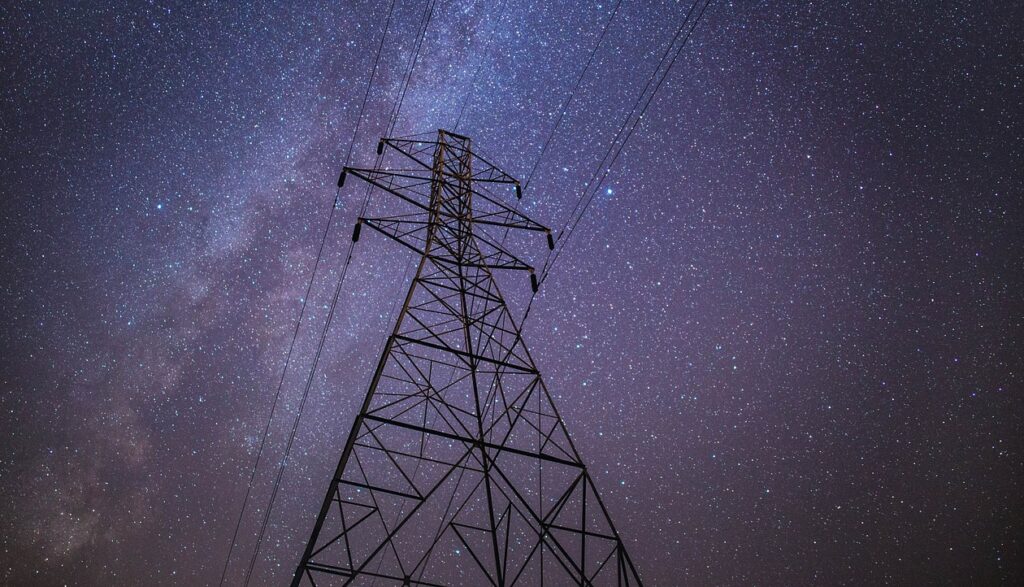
[1, 1, 1021, 585]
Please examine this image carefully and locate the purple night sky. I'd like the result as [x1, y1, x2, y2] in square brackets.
[1, 1, 1021, 585]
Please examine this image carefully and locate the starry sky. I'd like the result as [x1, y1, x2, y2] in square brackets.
[1, 1, 1022, 585]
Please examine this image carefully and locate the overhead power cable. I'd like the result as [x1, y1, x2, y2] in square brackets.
[522, 0, 623, 191]
[523, 0, 713, 323]
[220, 1, 398, 585]
[239, 0, 439, 584]
[495, 0, 624, 249]
[453, 0, 511, 131]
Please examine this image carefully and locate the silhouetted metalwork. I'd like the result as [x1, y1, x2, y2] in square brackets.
[293, 130, 642, 586]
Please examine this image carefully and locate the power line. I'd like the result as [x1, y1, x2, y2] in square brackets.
[494, 0, 624, 250]
[239, 1, 440, 583]
[548, 0, 713, 282]
[242, 230, 358, 587]
[385, 0, 439, 140]
[344, 0, 400, 170]
[522, 0, 623, 191]
[217, 193, 340, 587]
[523, 0, 713, 322]
[219, 1, 397, 585]
[453, 0, 511, 131]
[557, 0, 704, 255]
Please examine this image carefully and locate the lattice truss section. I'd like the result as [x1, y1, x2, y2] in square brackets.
[294, 130, 642, 586]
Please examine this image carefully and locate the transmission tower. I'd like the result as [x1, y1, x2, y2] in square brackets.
[292, 129, 643, 586]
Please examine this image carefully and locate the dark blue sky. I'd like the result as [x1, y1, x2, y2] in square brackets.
[1, 1, 1021, 584]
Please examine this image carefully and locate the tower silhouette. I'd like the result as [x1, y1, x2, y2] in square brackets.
[293, 130, 642, 586]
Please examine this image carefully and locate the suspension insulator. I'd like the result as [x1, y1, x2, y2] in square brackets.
[377, 140, 385, 155]
[530, 273, 539, 293]
[546, 231, 555, 250]
[515, 183, 523, 200]
[352, 221, 362, 242]
[337, 169, 347, 188]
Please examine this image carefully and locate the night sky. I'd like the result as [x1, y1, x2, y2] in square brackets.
[2, 1, 1022, 585]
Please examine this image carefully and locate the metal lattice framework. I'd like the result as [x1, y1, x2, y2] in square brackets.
[293, 130, 642, 586]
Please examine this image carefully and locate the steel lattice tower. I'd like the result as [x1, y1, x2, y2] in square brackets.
[293, 130, 642, 586]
